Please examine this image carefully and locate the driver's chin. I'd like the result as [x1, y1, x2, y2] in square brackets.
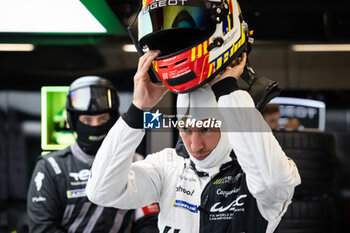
[191, 151, 211, 161]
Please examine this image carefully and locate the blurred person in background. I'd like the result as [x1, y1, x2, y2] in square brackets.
[261, 104, 280, 130]
[284, 117, 302, 130]
[27, 76, 159, 233]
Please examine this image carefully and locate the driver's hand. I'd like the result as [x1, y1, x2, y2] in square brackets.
[209, 52, 247, 86]
[132, 50, 168, 111]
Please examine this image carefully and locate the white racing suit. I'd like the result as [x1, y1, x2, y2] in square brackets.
[86, 79, 301, 233]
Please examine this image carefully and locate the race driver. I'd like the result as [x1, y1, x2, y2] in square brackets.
[27, 76, 159, 233]
[86, 50, 301, 233]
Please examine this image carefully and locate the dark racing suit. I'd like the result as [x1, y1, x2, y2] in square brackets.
[174, 137, 270, 233]
[27, 142, 159, 233]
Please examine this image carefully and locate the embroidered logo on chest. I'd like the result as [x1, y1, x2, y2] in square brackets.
[69, 169, 90, 186]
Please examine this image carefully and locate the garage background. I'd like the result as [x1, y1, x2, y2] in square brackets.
[0, 0, 349, 232]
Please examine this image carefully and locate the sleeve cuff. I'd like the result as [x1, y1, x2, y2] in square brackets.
[211, 77, 239, 101]
[122, 103, 144, 129]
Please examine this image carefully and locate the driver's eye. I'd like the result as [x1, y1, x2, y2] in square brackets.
[202, 128, 211, 133]
[98, 117, 108, 124]
[180, 127, 190, 133]
[82, 118, 91, 124]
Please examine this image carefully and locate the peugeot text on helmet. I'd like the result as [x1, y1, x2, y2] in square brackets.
[129, 0, 248, 93]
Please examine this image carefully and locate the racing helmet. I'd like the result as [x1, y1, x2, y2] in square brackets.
[66, 76, 120, 130]
[129, 0, 248, 93]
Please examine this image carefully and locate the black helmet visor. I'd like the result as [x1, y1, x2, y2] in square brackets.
[69, 86, 115, 112]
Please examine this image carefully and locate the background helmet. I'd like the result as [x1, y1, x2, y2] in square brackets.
[66, 76, 120, 130]
[130, 0, 248, 93]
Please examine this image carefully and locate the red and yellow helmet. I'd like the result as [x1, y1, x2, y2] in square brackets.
[130, 0, 248, 93]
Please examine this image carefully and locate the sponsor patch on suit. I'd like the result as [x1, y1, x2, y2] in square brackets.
[172, 199, 198, 213]
[66, 189, 86, 199]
